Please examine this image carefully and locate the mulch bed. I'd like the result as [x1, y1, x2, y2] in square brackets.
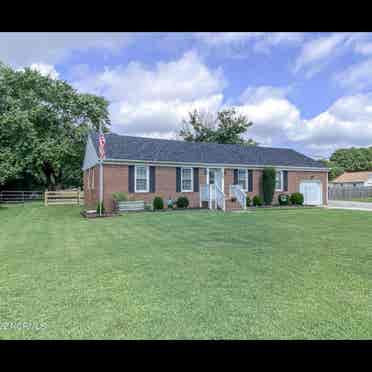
[248, 205, 317, 209]
[80, 210, 119, 219]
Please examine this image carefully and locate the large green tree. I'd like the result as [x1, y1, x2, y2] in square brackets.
[179, 108, 256, 145]
[330, 147, 372, 172]
[0, 63, 110, 189]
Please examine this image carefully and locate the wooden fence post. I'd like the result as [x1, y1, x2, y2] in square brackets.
[44, 190, 48, 206]
[77, 190, 80, 206]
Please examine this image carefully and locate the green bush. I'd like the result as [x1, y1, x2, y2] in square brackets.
[96, 201, 105, 214]
[278, 194, 290, 205]
[153, 196, 164, 210]
[176, 196, 189, 209]
[290, 192, 304, 205]
[262, 167, 276, 205]
[112, 192, 128, 202]
[246, 196, 251, 207]
[252, 195, 262, 206]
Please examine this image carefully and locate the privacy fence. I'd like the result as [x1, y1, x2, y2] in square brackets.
[328, 185, 372, 201]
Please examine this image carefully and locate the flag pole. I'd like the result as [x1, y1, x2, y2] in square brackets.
[99, 124, 104, 217]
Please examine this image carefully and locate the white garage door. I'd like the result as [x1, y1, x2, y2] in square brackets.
[300, 180, 322, 206]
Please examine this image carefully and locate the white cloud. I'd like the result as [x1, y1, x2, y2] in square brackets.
[235, 86, 372, 156]
[335, 58, 372, 90]
[0, 32, 133, 67]
[194, 32, 305, 58]
[253, 33, 305, 54]
[73, 50, 226, 136]
[294, 33, 351, 77]
[29, 63, 59, 79]
[236, 87, 301, 145]
[194, 32, 263, 46]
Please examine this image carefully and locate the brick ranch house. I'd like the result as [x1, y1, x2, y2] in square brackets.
[82, 132, 329, 212]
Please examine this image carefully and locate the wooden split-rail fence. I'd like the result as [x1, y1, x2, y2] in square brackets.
[44, 190, 84, 206]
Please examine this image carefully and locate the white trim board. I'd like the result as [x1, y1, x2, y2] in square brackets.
[102, 159, 329, 173]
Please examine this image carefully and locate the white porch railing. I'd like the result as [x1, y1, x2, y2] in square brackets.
[230, 185, 247, 210]
[214, 183, 226, 211]
[199, 184, 225, 211]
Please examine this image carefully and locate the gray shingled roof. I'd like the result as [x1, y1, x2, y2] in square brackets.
[91, 132, 327, 169]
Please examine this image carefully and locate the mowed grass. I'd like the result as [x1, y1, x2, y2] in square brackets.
[1, 203, 372, 339]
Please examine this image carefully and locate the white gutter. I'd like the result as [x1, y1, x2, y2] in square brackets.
[102, 158, 329, 173]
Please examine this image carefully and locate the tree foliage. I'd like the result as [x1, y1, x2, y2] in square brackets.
[319, 147, 372, 181]
[330, 147, 372, 172]
[179, 108, 256, 145]
[0, 62, 110, 189]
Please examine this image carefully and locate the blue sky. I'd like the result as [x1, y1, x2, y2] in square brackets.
[2, 32, 372, 158]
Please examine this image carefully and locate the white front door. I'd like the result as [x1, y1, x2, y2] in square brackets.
[300, 180, 322, 205]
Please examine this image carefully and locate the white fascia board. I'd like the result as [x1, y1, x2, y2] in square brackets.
[102, 158, 329, 173]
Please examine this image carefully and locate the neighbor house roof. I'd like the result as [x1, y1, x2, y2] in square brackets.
[89, 132, 328, 169]
[331, 171, 372, 183]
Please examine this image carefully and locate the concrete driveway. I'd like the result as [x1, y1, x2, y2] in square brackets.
[328, 200, 372, 211]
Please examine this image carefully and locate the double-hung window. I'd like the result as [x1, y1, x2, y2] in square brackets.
[275, 171, 283, 191]
[181, 167, 193, 192]
[135, 165, 149, 192]
[237, 169, 248, 191]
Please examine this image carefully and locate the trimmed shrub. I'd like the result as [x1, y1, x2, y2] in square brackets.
[176, 196, 189, 209]
[153, 196, 164, 210]
[112, 192, 128, 202]
[96, 201, 105, 214]
[262, 167, 276, 205]
[290, 192, 304, 205]
[246, 195, 251, 207]
[278, 193, 290, 205]
[252, 195, 263, 206]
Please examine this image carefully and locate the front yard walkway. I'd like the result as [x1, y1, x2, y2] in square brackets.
[328, 200, 372, 211]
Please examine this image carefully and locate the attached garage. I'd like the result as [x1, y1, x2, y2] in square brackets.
[300, 180, 323, 206]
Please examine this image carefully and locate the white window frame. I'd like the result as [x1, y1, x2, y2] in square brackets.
[275, 170, 284, 192]
[237, 168, 248, 191]
[135, 165, 150, 193]
[181, 167, 193, 192]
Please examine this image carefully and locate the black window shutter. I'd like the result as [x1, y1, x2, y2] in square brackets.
[176, 167, 181, 192]
[193, 168, 199, 192]
[150, 166, 156, 193]
[248, 170, 253, 192]
[283, 170, 288, 191]
[128, 165, 135, 193]
[233, 169, 239, 185]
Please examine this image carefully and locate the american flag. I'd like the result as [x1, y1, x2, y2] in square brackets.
[98, 130, 105, 159]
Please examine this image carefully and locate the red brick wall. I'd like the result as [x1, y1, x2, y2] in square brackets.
[99, 164, 207, 212]
[83, 164, 328, 211]
[244, 169, 328, 205]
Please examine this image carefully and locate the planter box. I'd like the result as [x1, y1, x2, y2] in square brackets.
[116, 200, 145, 212]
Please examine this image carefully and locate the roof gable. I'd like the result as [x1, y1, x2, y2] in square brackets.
[89, 132, 328, 169]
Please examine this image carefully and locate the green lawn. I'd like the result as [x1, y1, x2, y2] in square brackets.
[1, 203, 372, 339]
